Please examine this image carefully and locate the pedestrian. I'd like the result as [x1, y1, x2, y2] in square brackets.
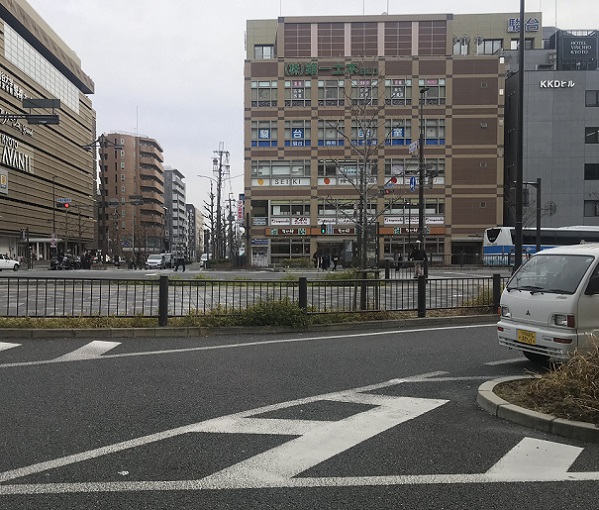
[332, 253, 339, 271]
[174, 247, 186, 272]
[393, 250, 402, 274]
[409, 241, 427, 278]
[322, 254, 330, 271]
[312, 252, 319, 269]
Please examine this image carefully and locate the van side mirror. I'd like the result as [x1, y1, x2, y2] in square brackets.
[585, 275, 599, 295]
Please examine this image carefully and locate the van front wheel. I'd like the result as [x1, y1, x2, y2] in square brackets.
[523, 351, 549, 364]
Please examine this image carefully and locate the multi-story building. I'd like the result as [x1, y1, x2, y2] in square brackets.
[164, 167, 186, 255]
[98, 133, 164, 262]
[244, 12, 544, 266]
[185, 203, 204, 262]
[0, 0, 95, 261]
[504, 29, 599, 228]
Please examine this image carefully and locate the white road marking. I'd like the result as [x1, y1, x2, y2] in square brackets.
[53, 341, 121, 362]
[0, 324, 495, 368]
[486, 438, 582, 478]
[0, 342, 19, 353]
[485, 358, 525, 366]
[0, 375, 596, 495]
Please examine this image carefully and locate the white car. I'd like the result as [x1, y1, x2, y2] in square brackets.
[145, 254, 166, 270]
[0, 254, 19, 271]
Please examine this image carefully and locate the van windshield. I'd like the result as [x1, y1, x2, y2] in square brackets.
[507, 254, 595, 294]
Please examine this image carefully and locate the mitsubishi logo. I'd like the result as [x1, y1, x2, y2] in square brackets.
[526, 310, 531, 315]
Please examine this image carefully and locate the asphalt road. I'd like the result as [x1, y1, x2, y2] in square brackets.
[1, 324, 597, 509]
[13, 263, 514, 280]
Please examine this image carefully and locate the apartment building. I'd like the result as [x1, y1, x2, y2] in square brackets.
[164, 167, 187, 255]
[98, 133, 164, 262]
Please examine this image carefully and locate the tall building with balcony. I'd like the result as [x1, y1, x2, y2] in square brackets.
[244, 12, 544, 266]
[164, 167, 187, 255]
[0, 0, 95, 261]
[98, 133, 164, 261]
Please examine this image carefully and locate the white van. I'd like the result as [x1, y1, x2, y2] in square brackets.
[497, 244, 599, 362]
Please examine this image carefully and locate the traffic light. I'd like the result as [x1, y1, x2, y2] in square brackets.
[320, 223, 326, 234]
[56, 202, 71, 209]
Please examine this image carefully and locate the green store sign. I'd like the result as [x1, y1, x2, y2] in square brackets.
[284, 62, 378, 77]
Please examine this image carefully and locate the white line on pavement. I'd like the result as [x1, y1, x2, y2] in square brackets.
[53, 341, 121, 362]
[485, 358, 525, 366]
[0, 342, 20, 353]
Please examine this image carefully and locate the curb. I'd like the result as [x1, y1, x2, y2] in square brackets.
[0, 314, 498, 340]
[477, 376, 599, 443]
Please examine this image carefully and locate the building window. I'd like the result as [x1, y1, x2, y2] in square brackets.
[509, 38, 534, 50]
[284, 80, 311, 107]
[586, 127, 599, 144]
[385, 158, 419, 177]
[423, 119, 446, 145]
[251, 121, 278, 147]
[318, 80, 345, 106]
[317, 22, 345, 57]
[586, 90, 599, 107]
[317, 120, 345, 146]
[351, 123, 378, 146]
[254, 45, 274, 59]
[419, 79, 446, 105]
[385, 119, 412, 146]
[584, 200, 599, 217]
[477, 38, 503, 55]
[251, 81, 278, 107]
[453, 36, 470, 55]
[318, 160, 376, 178]
[351, 79, 378, 106]
[385, 79, 412, 106]
[251, 160, 310, 178]
[584, 164, 599, 180]
[351, 22, 378, 57]
[284, 120, 311, 147]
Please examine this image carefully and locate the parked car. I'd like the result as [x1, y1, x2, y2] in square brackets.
[145, 254, 166, 270]
[200, 253, 210, 268]
[0, 254, 19, 271]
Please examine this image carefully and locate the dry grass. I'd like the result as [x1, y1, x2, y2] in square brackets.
[495, 343, 599, 426]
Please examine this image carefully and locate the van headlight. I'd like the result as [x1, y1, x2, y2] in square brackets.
[553, 314, 576, 328]
[500, 305, 511, 319]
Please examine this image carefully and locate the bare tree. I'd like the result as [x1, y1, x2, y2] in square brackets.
[319, 73, 408, 269]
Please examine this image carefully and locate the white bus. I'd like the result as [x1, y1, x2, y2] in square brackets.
[483, 226, 599, 265]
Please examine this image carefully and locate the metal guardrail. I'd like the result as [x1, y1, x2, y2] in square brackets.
[0, 274, 509, 322]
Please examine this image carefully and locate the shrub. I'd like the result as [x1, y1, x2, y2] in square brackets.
[240, 298, 309, 328]
[496, 342, 599, 425]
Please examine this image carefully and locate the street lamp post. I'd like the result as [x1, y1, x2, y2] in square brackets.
[418, 86, 430, 274]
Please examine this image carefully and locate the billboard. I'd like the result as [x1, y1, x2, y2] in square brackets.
[558, 32, 598, 70]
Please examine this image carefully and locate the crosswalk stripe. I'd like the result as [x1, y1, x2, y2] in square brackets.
[53, 341, 121, 362]
[0, 342, 20, 353]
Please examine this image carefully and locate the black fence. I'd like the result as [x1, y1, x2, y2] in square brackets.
[0, 274, 508, 324]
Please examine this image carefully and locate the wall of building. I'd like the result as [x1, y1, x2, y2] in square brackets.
[0, 0, 95, 261]
[505, 69, 599, 228]
[244, 14, 507, 266]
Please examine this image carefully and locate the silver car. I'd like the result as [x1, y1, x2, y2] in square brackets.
[144, 254, 165, 270]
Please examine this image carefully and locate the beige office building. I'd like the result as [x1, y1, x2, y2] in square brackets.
[244, 12, 543, 266]
[0, 0, 95, 261]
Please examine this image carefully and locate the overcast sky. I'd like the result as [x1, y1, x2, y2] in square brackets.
[25, 0, 598, 210]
